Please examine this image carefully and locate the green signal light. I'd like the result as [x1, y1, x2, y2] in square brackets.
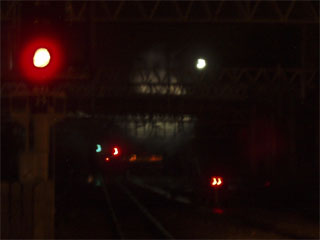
[96, 144, 102, 153]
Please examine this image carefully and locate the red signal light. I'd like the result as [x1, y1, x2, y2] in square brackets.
[113, 147, 119, 156]
[211, 177, 223, 187]
[264, 181, 271, 187]
[20, 37, 63, 83]
[212, 208, 224, 214]
[33, 48, 51, 68]
[105, 157, 110, 162]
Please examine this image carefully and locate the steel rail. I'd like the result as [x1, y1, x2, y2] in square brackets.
[117, 180, 174, 239]
[100, 174, 125, 239]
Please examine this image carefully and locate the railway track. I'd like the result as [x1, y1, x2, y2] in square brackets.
[55, 173, 318, 239]
[100, 174, 174, 239]
[124, 175, 319, 239]
[55, 174, 174, 239]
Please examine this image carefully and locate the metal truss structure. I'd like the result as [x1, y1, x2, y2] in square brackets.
[1, 1, 319, 24]
[2, 66, 317, 113]
[1, 1, 318, 137]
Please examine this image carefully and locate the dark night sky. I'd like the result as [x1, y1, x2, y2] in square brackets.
[64, 23, 302, 68]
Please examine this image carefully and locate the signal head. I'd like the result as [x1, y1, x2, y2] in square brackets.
[20, 37, 63, 83]
[113, 147, 119, 156]
[33, 48, 51, 68]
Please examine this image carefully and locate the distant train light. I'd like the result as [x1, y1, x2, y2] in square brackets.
[211, 177, 223, 187]
[129, 154, 137, 162]
[87, 174, 94, 184]
[96, 144, 102, 153]
[105, 157, 110, 162]
[150, 155, 162, 162]
[113, 147, 119, 156]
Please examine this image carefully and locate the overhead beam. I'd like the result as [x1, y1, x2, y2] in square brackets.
[1, 1, 319, 24]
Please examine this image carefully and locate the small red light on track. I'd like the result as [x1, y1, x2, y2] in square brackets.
[217, 177, 222, 186]
[211, 177, 217, 186]
[105, 157, 110, 162]
[211, 177, 223, 187]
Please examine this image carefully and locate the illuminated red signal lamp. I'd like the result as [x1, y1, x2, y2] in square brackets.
[112, 147, 119, 156]
[20, 37, 63, 83]
[211, 177, 223, 187]
[105, 157, 110, 162]
[33, 48, 51, 67]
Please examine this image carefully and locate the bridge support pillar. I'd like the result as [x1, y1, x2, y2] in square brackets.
[2, 91, 66, 239]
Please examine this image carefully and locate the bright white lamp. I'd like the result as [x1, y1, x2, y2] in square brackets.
[196, 58, 206, 70]
[33, 48, 51, 68]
